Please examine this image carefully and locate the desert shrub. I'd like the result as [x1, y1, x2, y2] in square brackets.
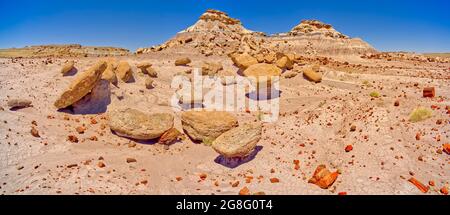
[202, 138, 213, 146]
[409, 107, 432, 122]
[369, 91, 380, 98]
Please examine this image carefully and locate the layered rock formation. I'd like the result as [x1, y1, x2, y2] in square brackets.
[136, 9, 267, 55]
[0, 44, 130, 58]
[267, 20, 377, 55]
[137, 10, 377, 56]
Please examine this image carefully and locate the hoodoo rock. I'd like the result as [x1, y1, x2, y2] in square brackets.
[212, 122, 262, 158]
[54, 61, 107, 109]
[181, 111, 238, 142]
[108, 108, 174, 140]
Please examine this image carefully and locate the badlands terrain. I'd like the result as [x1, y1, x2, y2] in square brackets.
[0, 10, 449, 195]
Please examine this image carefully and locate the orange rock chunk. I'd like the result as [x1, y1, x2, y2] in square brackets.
[308, 165, 339, 189]
[408, 177, 429, 193]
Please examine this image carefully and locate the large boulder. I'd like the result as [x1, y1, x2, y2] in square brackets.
[54, 61, 107, 109]
[243, 63, 282, 87]
[101, 60, 118, 85]
[181, 111, 238, 142]
[275, 55, 293, 70]
[212, 122, 262, 158]
[72, 80, 111, 114]
[116, 61, 133, 82]
[175, 57, 191, 66]
[201, 61, 223, 76]
[60, 60, 75, 75]
[303, 65, 322, 83]
[231, 53, 258, 70]
[108, 108, 174, 140]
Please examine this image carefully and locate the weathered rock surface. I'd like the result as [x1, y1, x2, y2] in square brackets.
[108, 108, 174, 140]
[7, 99, 32, 109]
[212, 123, 262, 158]
[201, 61, 223, 76]
[116, 61, 133, 82]
[303, 65, 322, 83]
[60, 60, 75, 75]
[72, 80, 111, 114]
[175, 57, 191, 66]
[54, 60, 107, 109]
[181, 111, 238, 142]
[231, 53, 258, 70]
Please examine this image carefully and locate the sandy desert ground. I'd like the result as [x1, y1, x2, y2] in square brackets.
[0, 10, 448, 195]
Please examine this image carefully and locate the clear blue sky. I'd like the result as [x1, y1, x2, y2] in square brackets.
[1, 0, 449, 53]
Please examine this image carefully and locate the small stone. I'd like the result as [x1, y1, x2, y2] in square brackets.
[31, 127, 40, 138]
[97, 162, 105, 168]
[239, 186, 250, 195]
[345, 145, 353, 152]
[7, 99, 32, 110]
[350, 125, 356, 132]
[67, 135, 79, 143]
[270, 178, 280, 183]
[76, 126, 86, 134]
[126, 158, 137, 163]
[175, 57, 191, 66]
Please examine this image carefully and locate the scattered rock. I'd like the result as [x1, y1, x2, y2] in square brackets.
[394, 100, 400, 106]
[303, 65, 322, 83]
[158, 128, 183, 145]
[270, 178, 280, 183]
[239, 186, 250, 195]
[308, 165, 338, 189]
[201, 61, 223, 76]
[60, 60, 75, 75]
[440, 186, 448, 195]
[408, 177, 429, 193]
[97, 162, 105, 168]
[108, 108, 174, 140]
[181, 110, 238, 142]
[67, 135, 79, 143]
[126, 158, 137, 163]
[242, 63, 282, 87]
[54, 61, 107, 109]
[144, 77, 154, 89]
[423, 87, 435, 98]
[72, 79, 111, 114]
[76, 126, 86, 134]
[175, 57, 191, 66]
[443, 143, 450, 155]
[31, 127, 40, 137]
[101, 61, 118, 85]
[212, 122, 262, 158]
[137, 62, 152, 74]
[7, 99, 32, 110]
[344, 145, 353, 152]
[283, 70, 297, 79]
[231, 53, 258, 69]
[275, 55, 293, 70]
[116, 61, 133, 82]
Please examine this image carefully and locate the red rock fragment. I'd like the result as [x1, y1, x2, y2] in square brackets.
[345, 145, 353, 152]
[308, 165, 339, 189]
[408, 177, 429, 193]
[423, 87, 435, 98]
[31, 127, 40, 137]
[239, 186, 250, 195]
[270, 178, 280, 183]
[67, 135, 79, 143]
[443, 143, 450, 155]
[440, 187, 448, 195]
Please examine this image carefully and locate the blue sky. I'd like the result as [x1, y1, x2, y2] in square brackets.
[1, 0, 449, 53]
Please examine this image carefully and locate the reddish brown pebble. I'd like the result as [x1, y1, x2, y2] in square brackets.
[345, 145, 353, 152]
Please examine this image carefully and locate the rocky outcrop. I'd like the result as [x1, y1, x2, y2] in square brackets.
[108, 108, 174, 140]
[0, 44, 130, 58]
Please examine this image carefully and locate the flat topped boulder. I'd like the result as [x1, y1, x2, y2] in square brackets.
[181, 111, 238, 142]
[231, 53, 258, 70]
[175, 57, 191, 66]
[137, 62, 152, 69]
[108, 108, 174, 140]
[54, 60, 107, 109]
[212, 122, 262, 158]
